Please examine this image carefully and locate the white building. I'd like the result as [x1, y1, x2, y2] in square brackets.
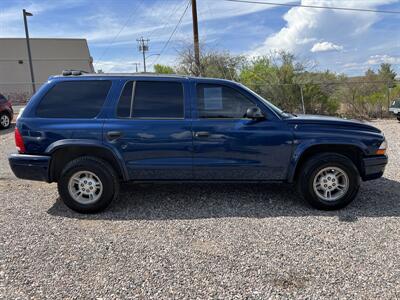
[0, 38, 94, 101]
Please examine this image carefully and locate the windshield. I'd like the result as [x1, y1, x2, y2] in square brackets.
[391, 100, 400, 108]
[238, 83, 290, 118]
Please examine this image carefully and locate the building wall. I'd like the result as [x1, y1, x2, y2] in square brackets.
[0, 38, 94, 101]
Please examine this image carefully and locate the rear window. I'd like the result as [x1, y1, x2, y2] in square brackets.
[116, 81, 184, 118]
[36, 81, 111, 118]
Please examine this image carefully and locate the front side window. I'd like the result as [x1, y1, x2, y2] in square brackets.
[196, 83, 255, 119]
[116, 81, 184, 118]
[36, 80, 111, 118]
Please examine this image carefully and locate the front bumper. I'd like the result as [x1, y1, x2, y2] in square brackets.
[362, 155, 388, 181]
[8, 154, 50, 182]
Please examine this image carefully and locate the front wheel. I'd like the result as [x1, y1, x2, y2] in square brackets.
[298, 153, 361, 210]
[58, 156, 119, 213]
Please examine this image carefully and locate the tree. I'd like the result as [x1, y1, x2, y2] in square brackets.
[175, 46, 246, 80]
[154, 64, 175, 74]
[378, 63, 396, 86]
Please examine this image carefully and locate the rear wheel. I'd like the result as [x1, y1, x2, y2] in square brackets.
[298, 153, 361, 210]
[0, 113, 10, 129]
[58, 156, 119, 213]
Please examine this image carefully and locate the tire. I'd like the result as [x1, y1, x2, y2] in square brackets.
[397, 116, 400, 122]
[298, 153, 361, 210]
[57, 156, 119, 213]
[0, 112, 11, 129]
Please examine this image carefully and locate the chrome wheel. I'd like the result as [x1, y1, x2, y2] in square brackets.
[313, 167, 349, 202]
[0, 114, 10, 127]
[68, 171, 103, 204]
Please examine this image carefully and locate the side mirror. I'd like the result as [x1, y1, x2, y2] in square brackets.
[246, 107, 265, 120]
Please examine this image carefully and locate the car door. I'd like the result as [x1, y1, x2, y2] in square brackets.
[192, 81, 293, 180]
[103, 79, 193, 180]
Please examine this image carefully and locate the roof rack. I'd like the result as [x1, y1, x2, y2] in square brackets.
[62, 70, 89, 76]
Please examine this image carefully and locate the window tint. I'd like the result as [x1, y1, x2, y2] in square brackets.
[132, 81, 184, 118]
[196, 84, 255, 118]
[117, 81, 133, 118]
[36, 81, 111, 118]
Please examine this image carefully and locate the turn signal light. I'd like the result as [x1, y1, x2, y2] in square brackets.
[376, 139, 387, 155]
[376, 149, 386, 155]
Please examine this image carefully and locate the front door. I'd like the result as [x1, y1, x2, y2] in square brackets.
[103, 79, 193, 180]
[192, 82, 293, 180]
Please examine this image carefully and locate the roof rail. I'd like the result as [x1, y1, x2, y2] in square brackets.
[62, 70, 89, 76]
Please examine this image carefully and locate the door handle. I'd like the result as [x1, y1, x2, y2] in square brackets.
[107, 131, 122, 141]
[195, 131, 210, 138]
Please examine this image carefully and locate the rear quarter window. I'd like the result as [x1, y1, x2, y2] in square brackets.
[36, 80, 111, 118]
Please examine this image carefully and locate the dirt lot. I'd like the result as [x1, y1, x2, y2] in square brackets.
[1, 120, 399, 299]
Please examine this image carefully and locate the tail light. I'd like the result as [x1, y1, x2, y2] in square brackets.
[15, 128, 26, 153]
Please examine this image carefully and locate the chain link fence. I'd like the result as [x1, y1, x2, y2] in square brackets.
[242, 81, 397, 119]
[0, 81, 397, 119]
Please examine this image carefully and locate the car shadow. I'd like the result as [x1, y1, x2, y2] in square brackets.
[47, 177, 400, 222]
[0, 123, 15, 136]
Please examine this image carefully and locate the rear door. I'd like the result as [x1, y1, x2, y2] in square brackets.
[103, 78, 193, 180]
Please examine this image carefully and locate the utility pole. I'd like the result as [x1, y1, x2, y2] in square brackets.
[133, 62, 140, 73]
[191, 0, 201, 76]
[23, 9, 36, 94]
[137, 37, 149, 72]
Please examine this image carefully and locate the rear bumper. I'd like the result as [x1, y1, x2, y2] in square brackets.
[362, 155, 388, 181]
[8, 154, 50, 182]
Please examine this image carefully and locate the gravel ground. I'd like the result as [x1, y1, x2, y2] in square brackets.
[1, 120, 399, 299]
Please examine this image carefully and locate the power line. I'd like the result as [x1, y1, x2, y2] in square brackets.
[148, 0, 185, 39]
[151, 0, 191, 67]
[225, 0, 400, 14]
[97, 0, 144, 63]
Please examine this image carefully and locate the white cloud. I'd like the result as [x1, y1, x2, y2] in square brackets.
[311, 41, 343, 52]
[93, 60, 140, 73]
[252, 0, 398, 56]
[367, 54, 400, 65]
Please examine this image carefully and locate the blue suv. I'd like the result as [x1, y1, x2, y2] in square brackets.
[9, 72, 388, 213]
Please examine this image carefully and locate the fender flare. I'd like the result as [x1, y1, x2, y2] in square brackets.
[45, 139, 129, 181]
[287, 139, 368, 183]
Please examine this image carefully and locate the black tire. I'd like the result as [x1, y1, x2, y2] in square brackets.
[0, 112, 11, 129]
[298, 153, 360, 210]
[397, 116, 400, 122]
[57, 156, 119, 213]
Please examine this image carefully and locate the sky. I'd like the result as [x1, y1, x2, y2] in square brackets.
[1, 0, 400, 76]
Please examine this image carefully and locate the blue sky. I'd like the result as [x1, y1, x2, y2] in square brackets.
[1, 0, 400, 75]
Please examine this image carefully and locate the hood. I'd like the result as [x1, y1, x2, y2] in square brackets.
[286, 114, 381, 133]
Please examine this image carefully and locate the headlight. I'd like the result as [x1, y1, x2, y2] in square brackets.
[376, 139, 387, 155]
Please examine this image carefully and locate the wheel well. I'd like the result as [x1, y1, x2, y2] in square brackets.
[1, 110, 11, 118]
[49, 146, 124, 182]
[293, 144, 364, 182]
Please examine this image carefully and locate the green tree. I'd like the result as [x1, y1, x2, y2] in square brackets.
[154, 64, 175, 74]
[378, 63, 396, 86]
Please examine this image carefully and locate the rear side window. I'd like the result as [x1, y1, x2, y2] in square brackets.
[36, 81, 111, 118]
[116, 81, 184, 118]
